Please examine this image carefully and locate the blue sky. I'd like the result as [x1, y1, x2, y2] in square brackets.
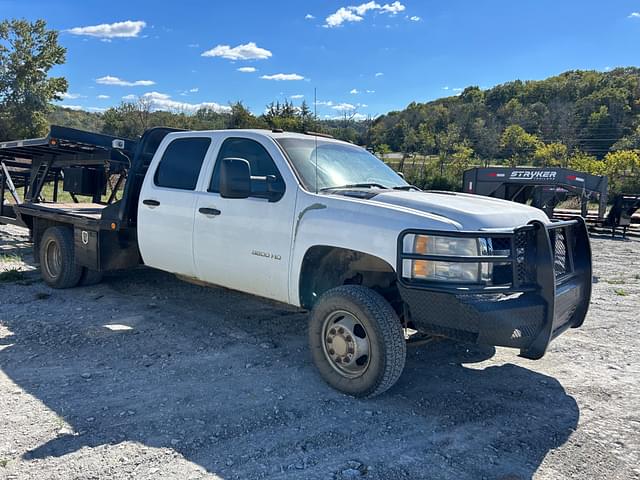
[3, 0, 640, 118]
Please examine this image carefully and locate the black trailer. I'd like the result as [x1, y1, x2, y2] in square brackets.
[1, 125, 178, 279]
[462, 167, 608, 220]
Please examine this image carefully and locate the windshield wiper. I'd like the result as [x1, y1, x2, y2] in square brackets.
[392, 185, 420, 191]
[320, 182, 388, 191]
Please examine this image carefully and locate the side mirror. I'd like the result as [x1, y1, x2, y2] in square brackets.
[265, 175, 285, 202]
[219, 158, 251, 199]
[396, 171, 405, 179]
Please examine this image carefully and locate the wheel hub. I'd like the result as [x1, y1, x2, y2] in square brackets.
[44, 239, 62, 279]
[322, 310, 371, 378]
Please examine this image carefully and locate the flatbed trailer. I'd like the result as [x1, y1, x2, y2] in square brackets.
[1, 125, 178, 272]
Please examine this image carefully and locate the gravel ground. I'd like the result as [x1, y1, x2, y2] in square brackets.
[0, 223, 638, 480]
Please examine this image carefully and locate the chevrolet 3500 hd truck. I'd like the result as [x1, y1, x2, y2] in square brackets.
[0, 126, 592, 397]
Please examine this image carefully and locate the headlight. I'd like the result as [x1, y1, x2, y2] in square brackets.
[401, 234, 493, 283]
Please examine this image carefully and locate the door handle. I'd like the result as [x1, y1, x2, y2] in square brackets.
[143, 199, 160, 206]
[198, 207, 221, 216]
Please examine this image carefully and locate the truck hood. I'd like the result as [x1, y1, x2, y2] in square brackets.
[368, 190, 549, 230]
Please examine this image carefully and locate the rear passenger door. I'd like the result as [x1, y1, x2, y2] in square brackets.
[138, 135, 213, 277]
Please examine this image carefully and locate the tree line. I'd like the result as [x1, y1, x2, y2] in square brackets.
[1, 19, 639, 194]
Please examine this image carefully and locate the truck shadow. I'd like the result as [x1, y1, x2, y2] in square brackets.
[0, 246, 579, 479]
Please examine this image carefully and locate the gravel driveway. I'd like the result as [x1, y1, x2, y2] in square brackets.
[0, 224, 638, 480]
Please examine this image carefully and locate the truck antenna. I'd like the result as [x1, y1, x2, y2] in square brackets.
[314, 87, 318, 194]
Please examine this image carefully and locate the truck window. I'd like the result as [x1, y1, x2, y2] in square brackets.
[209, 138, 281, 195]
[154, 137, 211, 190]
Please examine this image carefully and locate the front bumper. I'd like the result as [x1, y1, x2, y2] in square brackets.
[397, 219, 592, 359]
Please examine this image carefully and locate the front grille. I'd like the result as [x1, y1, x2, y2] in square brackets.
[551, 229, 569, 277]
[488, 231, 536, 287]
[514, 229, 536, 286]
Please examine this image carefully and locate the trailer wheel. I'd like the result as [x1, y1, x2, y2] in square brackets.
[40, 226, 83, 289]
[308, 285, 406, 398]
[80, 268, 103, 286]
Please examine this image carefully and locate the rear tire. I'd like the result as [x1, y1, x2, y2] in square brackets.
[39, 226, 83, 289]
[308, 285, 406, 398]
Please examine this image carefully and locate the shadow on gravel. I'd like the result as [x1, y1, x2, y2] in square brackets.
[0, 233, 579, 479]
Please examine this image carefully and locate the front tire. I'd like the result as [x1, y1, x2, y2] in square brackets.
[308, 285, 406, 398]
[39, 226, 83, 289]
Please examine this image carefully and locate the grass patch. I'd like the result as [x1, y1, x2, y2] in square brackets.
[0, 269, 24, 283]
[614, 288, 628, 297]
[0, 458, 8, 468]
[0, 252, 23, 263]
[606, 278, 626, 285]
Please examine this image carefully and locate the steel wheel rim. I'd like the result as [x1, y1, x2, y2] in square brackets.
[321, 310, 371, 378]
[44, 239, 62, 279]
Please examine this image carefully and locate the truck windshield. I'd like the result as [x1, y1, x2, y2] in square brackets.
[276, 137, 408, 192]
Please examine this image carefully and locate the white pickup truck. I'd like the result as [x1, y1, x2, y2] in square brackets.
[2, 126, 592, 397]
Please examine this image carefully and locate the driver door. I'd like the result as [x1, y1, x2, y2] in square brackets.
[192, 135, 296, 303]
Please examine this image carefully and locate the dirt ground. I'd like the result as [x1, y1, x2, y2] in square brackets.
[0, 224, 638, 480]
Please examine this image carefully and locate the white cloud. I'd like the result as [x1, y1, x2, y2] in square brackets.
[366, 89, 375, 93]
[324, 2, 406, 27]
[629, 12, 640, 18]
[136, 92, 231, 113]
[67, 20, 146, 38]
[201, 42, 272, 61]
[332, 102, 356, 111]
[357, 103, 368, 108]
[87, 107, 106, 112]
[291, 94, 305, 99]
[142, 91, 171, 100]
[189, 87, 199, 93]
[442, 86, 449, 90]
[381, 1, 405, 14]
[97, 94, 110, 99]
[122, 94, 137, 100]
[260, 73, 305, 81]
[350, 88, 360, 94]
[453, 87, 463, 92]
[187, 43, 200, 48]
[325, 7, 364, 28]
[353, 1, 382, 15]
[315, 100, 334, 106]
[375, 72, 384, 77]
[59, 104, 83, 111]
[237, 66, 257, 73]
[324, 112, 367, 121]
[305, 14, 315, 19]
[61, 92, 85, 99]
[409, 15, 421, 21]
[96, 75, 155, 87]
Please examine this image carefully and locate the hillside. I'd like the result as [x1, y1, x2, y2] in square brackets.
[367, 67, 640, 160]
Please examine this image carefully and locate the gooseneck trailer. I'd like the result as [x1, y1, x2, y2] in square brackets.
[462, 167, 609, 219]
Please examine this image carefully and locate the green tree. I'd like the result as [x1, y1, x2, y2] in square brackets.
[435, 124, 461, 175]
[500, 125, 541, 166]
[228, 101, 260, 129]
[568, 151, 604, 175]
[448, 143, 475, 182]
[416, 122, 436, 156]
[534, 142, 568, 167]
[0, 19, 67, 140]
[603, 150, 640, 194]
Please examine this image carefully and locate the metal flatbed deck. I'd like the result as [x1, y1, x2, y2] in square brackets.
[14, 202, 107, 227]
